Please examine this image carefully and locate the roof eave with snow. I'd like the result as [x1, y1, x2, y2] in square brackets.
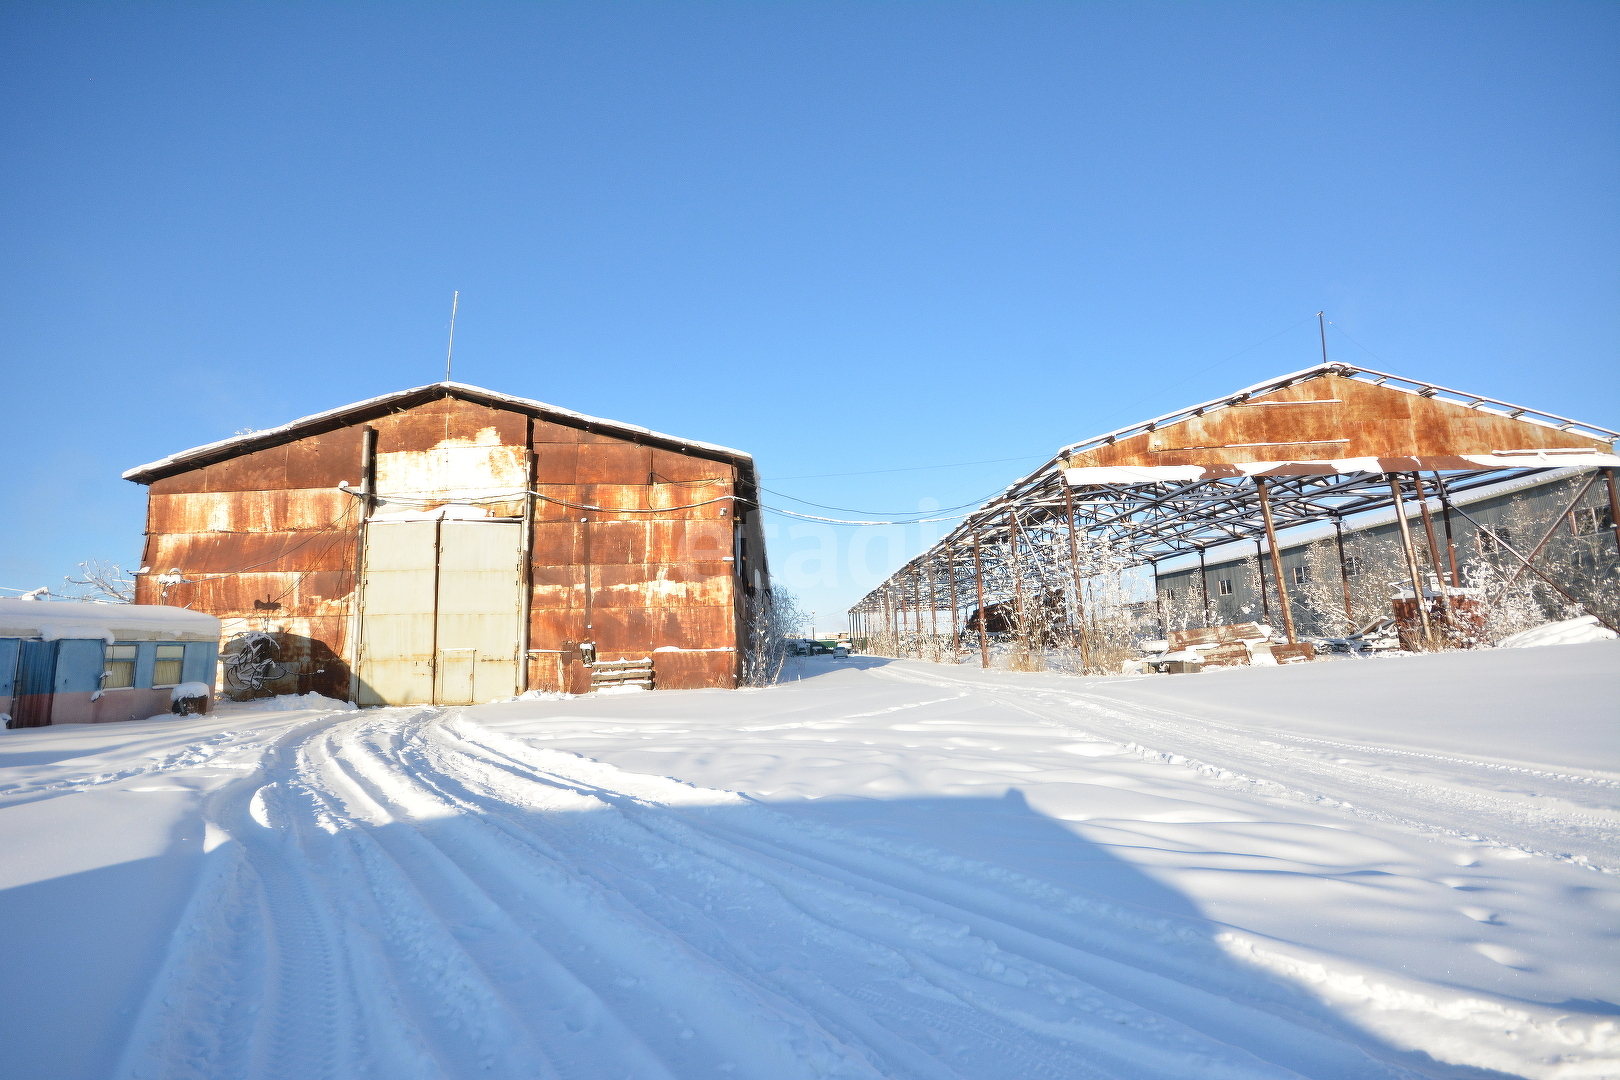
[123, 382, 756, 485]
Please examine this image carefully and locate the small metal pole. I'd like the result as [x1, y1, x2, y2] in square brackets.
[947, 542, 960, 662]
[1605, 468, 1620, 559]
[1432, 472, 1461, 587]
[1254, 539, 1271, 626]
[1387, 473, 1434, 645]
[1063, 481, 1093, 673]
[1255, 478, 1297, 644]
[1197, 546, 1210, 626]
[927, 559, 939, 662]
[910, 566, 922, 658]
[973, 533, 990, 669]
[1006, 512, 1028, 653]
[1333, 518, 1354, 625]
[1412, 474, 1454, 636]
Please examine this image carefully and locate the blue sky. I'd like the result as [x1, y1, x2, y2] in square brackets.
[2, 1, 1615, 629]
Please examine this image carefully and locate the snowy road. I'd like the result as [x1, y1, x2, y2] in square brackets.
[2, 644, 1616, 1079]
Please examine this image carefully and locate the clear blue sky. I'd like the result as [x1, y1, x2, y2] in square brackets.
[3, 1, 1615, 629]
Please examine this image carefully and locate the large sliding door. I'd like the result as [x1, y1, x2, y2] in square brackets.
[356, 519, 522, 706]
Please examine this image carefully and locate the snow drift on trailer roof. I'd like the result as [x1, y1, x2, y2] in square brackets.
[0, 599, 220, 643]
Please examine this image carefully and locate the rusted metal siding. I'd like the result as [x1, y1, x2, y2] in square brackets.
[136, 428, 364, 699]
[134, 389, 756, 699]
[525, 414, 742, 693]
[1068, 373, 1611, 471]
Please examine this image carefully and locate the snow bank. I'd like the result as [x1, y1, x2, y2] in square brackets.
[217, 691, 357, 713]
[168, 682, 212, 703]
[1495, 614, 1618, 649]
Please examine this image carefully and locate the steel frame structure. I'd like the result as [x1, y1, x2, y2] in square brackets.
[849, 363, 1620, 658]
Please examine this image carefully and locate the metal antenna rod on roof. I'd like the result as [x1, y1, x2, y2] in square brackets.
[445, 291, 460, 383]
[1317, 311, 1328, 365]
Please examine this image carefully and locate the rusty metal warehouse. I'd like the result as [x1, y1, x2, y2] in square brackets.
[850, 361, 1620, 661]
[124, 383, 770, 703]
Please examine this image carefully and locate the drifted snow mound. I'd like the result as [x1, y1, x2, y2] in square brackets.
[223, 692, 358, 712]
[1495, 615, 1617, 649]
[168, 682, 212, 703]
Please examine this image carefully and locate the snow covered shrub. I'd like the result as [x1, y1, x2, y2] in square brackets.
[1295, 535, 1411, 637]
[741, 589, 805, 687]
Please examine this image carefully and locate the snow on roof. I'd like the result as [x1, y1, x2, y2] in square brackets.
[123, 381, 754, 483]
[0, 599, 221, 643]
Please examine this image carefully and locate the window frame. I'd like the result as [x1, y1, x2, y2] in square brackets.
[152, 643, 185, 688]
[102, 644, 138, 690]
[1216, 578, 1233, 596]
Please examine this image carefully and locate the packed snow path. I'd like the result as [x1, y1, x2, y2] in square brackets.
[1, 644, 1616, 1080]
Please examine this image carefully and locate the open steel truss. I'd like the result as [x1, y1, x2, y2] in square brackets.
[849, 363, 1620, 654]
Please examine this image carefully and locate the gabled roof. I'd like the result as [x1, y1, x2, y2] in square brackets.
[123, 382, 755, 484]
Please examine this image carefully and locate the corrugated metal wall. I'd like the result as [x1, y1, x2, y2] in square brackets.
[136, 391, 754, 701]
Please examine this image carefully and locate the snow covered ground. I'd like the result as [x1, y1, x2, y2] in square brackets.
[1, 644, 1616, 1080]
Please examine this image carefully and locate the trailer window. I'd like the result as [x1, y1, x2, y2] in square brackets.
[1216, 579, 1233, 596]
[1290, 565, 1308, 585]
[104, 644, 137, 689]
[153, 644, 185, 687]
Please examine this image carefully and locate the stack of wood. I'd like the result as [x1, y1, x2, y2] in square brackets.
[590, 658, 655, 691]
[1160, 623, 1315, 671]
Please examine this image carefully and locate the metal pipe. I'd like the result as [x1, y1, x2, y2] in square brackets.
[973, 534, 990, 669]
[1608, 468, 1620, 559]
[1006, 512, 1029, 653]
[947, 542, 960, 662]
[347, 426, 379, 703]
[580, 515, 594, 634]
[927, 559, 939, 662]
[1387, 473, 1434, 645]
[1255, 478, 1297, 644]
[1198, 546, 1210, 627]
[518, 442, 537, 693]
[1063, 482, 1093, 672]
[1412, 474, 1454, 635]
[431, 517, 443, 700]
[1432, 472, 1460, 586]
[1254, 539, 1271, 626]
[1333, 518, 1354, 624]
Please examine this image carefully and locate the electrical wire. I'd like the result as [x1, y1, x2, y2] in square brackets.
[765, 454, 1047, 481]
[1328, 322, 1389, 365]
[339, 485, 974, 526]
[756, 485, 999, 517]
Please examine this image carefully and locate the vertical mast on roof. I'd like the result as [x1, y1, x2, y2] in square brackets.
[445, 291, 460, 383]
[1317, 311, 1328, 365]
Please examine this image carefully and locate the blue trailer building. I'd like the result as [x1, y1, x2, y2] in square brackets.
[1, 600, 221, 728]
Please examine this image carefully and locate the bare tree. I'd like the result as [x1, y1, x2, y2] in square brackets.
[61, 561, 135, 604]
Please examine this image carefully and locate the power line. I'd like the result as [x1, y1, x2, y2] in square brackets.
[764, 453, 1044, 481]
[757, 484, 999, 517]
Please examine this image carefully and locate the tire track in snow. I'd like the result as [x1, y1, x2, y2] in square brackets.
[126, 694, 1620, 1079]
[117, 705, 1359, 1080]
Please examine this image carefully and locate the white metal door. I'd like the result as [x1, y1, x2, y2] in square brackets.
[357, 519, 522, 706]
[355, 520, 438, 705]
[434, 521, 522, 705]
